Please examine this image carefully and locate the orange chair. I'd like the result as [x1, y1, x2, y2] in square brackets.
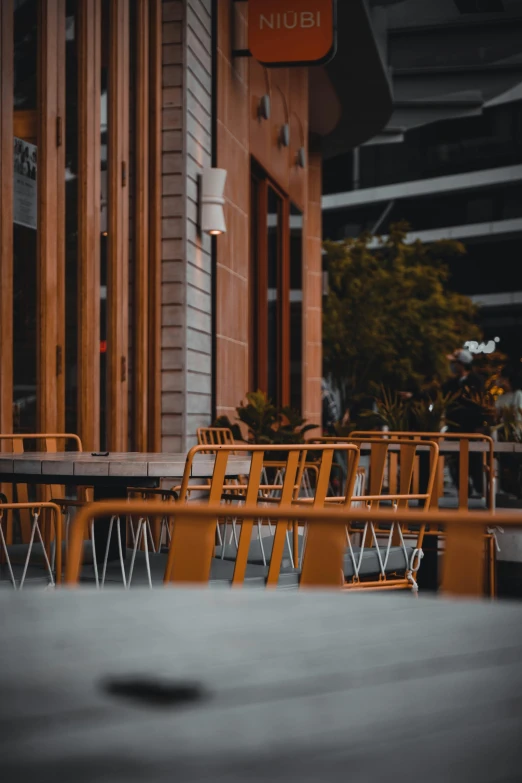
[0, 500, 62, 588]
[66, 443, 361, 589]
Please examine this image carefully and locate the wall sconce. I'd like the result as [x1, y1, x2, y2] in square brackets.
[297, 146, 306, 169]
[280, 123, 290, 148]
[258, 94, 271, 120]
[200, 168, 227, 236]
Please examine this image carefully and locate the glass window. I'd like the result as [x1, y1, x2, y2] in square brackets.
[266, 187, 281, 404]
[13, 0, 39, 434]
[251, 167, 303, 412]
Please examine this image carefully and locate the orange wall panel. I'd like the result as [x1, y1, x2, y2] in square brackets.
[216, 0, 320, 424]
[303, 149, 323, 426]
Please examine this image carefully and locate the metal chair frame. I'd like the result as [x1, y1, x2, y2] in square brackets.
[348, 431, 498, 596]
[313, 437, 439, 591]
[66, 443, 361, 588]
[65, 501, 519, 598]
[0, 501, 62, 588]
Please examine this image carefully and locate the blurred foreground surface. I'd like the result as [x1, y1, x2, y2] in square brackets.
[1, 588, 521, 782]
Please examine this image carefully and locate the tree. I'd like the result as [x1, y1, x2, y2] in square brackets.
[323, 222, 482, 410]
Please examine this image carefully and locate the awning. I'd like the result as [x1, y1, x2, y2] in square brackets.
[309, 0, 393, 157]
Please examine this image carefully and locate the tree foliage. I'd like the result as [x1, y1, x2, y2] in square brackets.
[323, 222, 481, 408]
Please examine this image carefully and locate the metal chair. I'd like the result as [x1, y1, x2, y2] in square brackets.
[314, 437, 439, 591]
[65, 501, 515, 598]
[350, 431, 496, 511]
[349, 431, 498, 596]
[0, 434, 94, 581]
[67, 443, 360, 589]
[197, 427, 236, 447]
[0, 500, 62, 589]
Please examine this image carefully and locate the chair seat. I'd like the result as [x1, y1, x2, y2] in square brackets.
[89, 550, 300, 590]
[215, 535, 304, 568]
[344, 546, 415, 579]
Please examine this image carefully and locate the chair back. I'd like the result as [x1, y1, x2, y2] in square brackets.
[310, 437, 439, 590]
[350, 431, 495, 511]
[0, 433, 83, 544]
[65, 501, 520, 598]
[197, 427, 235, 447]
[314, 437, 439, 508]
[66, 443, 360, 586]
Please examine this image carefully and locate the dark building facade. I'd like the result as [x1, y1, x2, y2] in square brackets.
[323, 0, 522, 362]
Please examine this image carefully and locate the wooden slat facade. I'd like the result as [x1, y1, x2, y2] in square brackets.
[77, 0, 102, 452]
[134, 0, 150, 452]
[148, 0, 162, 452]
[1, 2, 318, 457]
[37, 0, 66, 435]
[107, 0, 130, 451]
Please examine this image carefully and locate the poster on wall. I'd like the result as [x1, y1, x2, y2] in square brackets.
[14, 137, 37, 230]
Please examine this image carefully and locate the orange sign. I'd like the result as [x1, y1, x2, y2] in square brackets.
[248, 0, 337, 67]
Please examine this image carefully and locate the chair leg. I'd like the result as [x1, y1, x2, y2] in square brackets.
[488, 536, 496, 599]
[293, 523, 299, 568]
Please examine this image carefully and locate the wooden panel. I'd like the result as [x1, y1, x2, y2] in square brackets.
[77, 0, 101, 451]
[107, 0, 129, 451]
[303, 146, 322, 426]
[37, 0, 66, 435]
[288, 68, 308, 211]
[56, 0, 66, 433]
[0, 0, 13, 453]
[148, 0, 161, 452]
[133, 0, 149, 452]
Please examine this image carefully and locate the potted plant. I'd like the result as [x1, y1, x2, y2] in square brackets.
[214, 391, 317, 452]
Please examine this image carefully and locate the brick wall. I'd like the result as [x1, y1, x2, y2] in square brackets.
[161, 0, 212, 451]
[215, 0, 250, 420]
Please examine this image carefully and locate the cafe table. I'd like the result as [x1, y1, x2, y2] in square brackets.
[0, 451, 250, 561]
[1, 588, 521, 782]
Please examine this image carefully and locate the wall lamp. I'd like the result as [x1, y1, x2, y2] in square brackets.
[280, 123, 290, 148]
[258, 94, 271, 120]
[200, 168, 227, 236]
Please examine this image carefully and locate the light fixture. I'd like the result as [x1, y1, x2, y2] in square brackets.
[280, 123, 290, 147]
[258, 94, 270, 120]
[200, 168, 227, 236]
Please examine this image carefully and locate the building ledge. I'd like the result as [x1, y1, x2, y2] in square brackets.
[322, 164, 522, 211]
[368, 217, 522, 246]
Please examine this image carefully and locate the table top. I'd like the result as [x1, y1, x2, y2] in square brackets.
[357, 439, 519, 453]
[1, 588, 521, 782]
[0, 451, 251, 481]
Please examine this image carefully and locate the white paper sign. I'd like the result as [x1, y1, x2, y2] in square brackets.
[14, 137, 37, 230]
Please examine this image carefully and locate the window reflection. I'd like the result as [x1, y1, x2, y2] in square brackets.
[13, 0, 38, 433]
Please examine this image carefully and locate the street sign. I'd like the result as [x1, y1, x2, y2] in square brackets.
[248, 0, 337, 68]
